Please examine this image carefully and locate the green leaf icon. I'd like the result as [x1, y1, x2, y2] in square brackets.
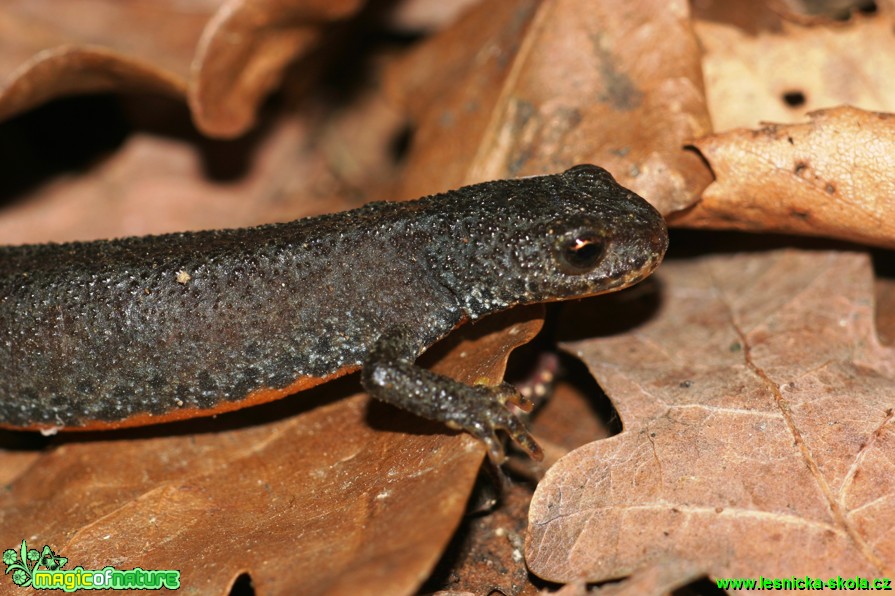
[38, 546, 67, 571]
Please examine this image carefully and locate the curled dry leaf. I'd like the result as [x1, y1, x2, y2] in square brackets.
[672, 106, 895, 249]
[527, 248, 895, 584]
[0, 0, 212, 121]
[190, 0, 365, 137]
[0, 0, 366, 138]
[386, 0, 712, 213]
[0, 46, 186, 124]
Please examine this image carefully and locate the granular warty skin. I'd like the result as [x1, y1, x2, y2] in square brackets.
[0, 164, 668, 462]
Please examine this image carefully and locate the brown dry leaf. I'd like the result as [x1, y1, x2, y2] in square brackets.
[385, 0, 712, 213]
[1, 394, 478, 595]
[672, 106, 895, 249]
[0, 0, 366, 138]
[0, 46, 187, 125]
[0, 111, 351, 244]
[0, 307, 542, 594]
[527, 248, 895, 584]
[383, 0, 482, 32]
[190, 0, 364, 137]
[694, 4, 895, 131]
[0, 0, 209, 121]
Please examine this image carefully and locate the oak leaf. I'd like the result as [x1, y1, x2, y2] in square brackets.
[673, 107, 895, 249]
[527, 248, 895, 584]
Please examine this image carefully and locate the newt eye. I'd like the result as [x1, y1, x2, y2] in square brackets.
[555, 229, 605, 275]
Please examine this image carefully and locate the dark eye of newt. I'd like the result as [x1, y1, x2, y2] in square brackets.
[555, 230, 605, 275]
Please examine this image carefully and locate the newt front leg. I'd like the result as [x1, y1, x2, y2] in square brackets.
[360, 328, 543, 464]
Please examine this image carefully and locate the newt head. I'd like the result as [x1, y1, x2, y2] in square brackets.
[544, 163, 669, 297]
[423, 164, 669, 318]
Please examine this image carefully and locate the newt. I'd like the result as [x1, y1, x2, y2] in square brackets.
[0, 165, 667, 462]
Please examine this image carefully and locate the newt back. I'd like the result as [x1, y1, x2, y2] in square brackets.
[0, 165, 667, 443]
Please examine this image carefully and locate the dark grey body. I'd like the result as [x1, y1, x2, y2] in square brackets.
[0, 165, 667, 458]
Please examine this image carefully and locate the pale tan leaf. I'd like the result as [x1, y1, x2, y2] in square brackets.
[672, 106, 895, 248]
[527, 249, 895, 582]
[694, 5, 895, 131]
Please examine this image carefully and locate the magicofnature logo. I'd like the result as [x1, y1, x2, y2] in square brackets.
[3, 540, 180, 591]
[3, 540, 68, 587]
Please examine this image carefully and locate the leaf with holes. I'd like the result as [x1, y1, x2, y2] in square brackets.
[527, 248, 895, 584]
[673, 107, 895, 249]
[693, 3, 895, 131]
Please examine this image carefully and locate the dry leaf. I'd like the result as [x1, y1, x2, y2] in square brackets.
[527, 248, 895, 583]
[694, 4, 895, 131]
[0, 0, 366, 138]
[672, 106, 895, 248]
[0, 0, 210, 121]
[190, 0, 365, 137]
[1, 393, 481, 594]
[386, 0, 712, 213]
[0, 46, 187, 125]
[0, 112, 351, 244]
